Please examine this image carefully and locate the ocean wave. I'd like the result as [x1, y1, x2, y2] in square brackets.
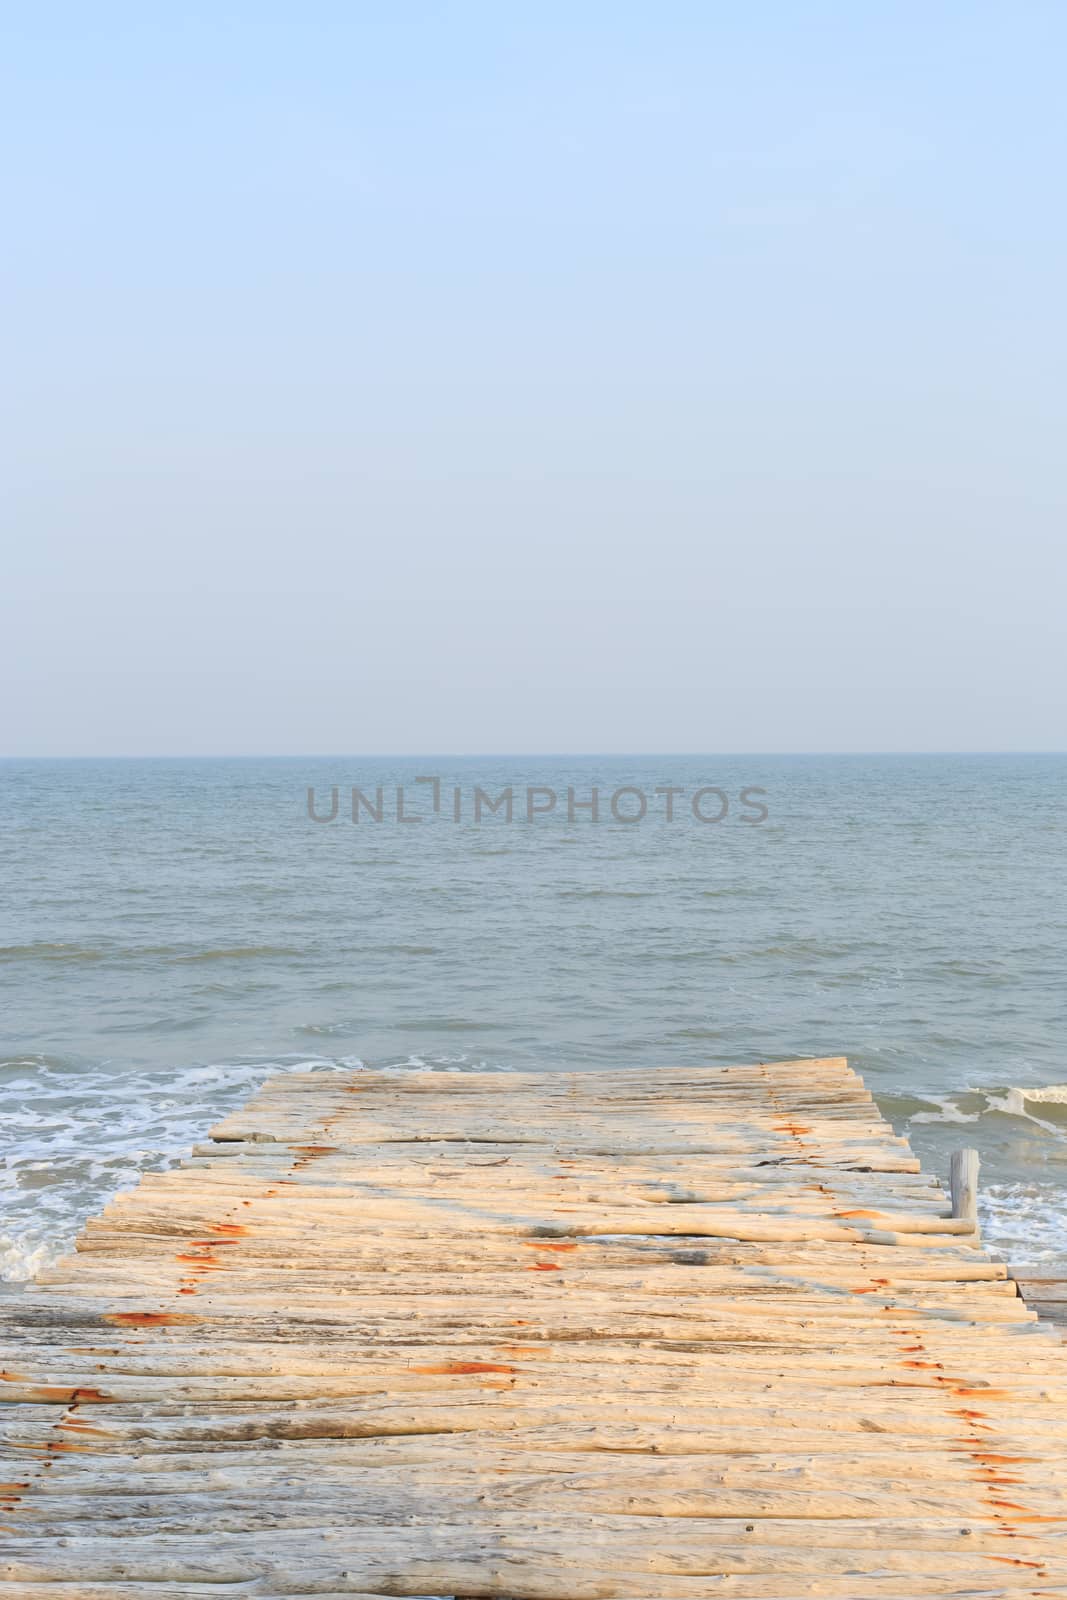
[984, 1088, 1067, 1135]
[697, 886, 758, 898]
[293, 1021, 362, 1037]
[889, 1081, 1067, 1120]
[0, 942, 108, 963]
[668, 1027, 730, 1040]
[401, 1018, 506, 1032]
[0, 942, 303, 965]
[174, 946, 303, 963]
[893, 1083, 1067, 1135]
[557, 889, 655, 900]
[1018, 1083, 1067, 1104]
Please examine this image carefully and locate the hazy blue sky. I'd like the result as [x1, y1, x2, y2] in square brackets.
[3, 2, 1065, 754]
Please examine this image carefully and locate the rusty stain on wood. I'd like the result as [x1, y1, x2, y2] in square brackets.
[412, 1361, 519, 1376]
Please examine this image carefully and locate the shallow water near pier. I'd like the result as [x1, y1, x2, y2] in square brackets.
[2, 754, 1065, 1280]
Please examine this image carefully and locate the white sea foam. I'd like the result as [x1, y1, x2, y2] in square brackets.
[909, 1099, 981, 1125]
[0, 1235, 61, 1284]
[980, 1182, 1067, 1266]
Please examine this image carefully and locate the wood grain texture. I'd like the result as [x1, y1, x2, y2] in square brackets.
[950, 1148, 981, 1223]
[2, 1057, 1065, 1597]
[1015, 1276, 1067, 1334]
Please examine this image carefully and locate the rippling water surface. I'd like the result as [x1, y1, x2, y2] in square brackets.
[2, 755, 1065, 1280]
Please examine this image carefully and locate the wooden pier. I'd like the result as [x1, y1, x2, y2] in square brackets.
[2, 1057, 1066, 1597]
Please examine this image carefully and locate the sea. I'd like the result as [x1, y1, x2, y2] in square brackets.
[2, 754, 1065, 1285]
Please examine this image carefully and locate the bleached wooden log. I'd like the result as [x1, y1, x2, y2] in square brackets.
[950, 1147, 980, 1225]
[4, 1524, 1065, 1591]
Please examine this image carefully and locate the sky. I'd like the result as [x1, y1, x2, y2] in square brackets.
[3, 2, 1065, 755]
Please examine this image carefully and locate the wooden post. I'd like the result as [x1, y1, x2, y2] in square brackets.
[950, 1147, 980, 1224]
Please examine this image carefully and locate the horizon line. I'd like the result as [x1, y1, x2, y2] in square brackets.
[2, 750, 1065, 762]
